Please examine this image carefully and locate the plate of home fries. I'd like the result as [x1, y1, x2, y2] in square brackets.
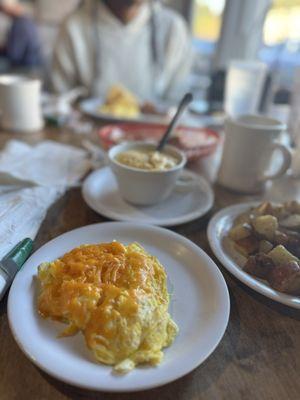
[8, 222, 229, 392]
[208, 201, 300, 309]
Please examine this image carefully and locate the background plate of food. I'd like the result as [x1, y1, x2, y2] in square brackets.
[98, 123, 220, 162]
[208, 201, 300, 309]
[80, 84, 174, 124]
[8, 222, 229, 392]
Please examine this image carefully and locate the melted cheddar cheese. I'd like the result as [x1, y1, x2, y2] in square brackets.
[37, 242, 178, 373]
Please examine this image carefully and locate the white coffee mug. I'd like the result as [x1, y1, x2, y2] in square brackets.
[0, 75, 44, 132]
[109, 142, 188, 206]
[218, 114, 292, 193]
[225, 61, 268, 117]
[289, 67, 300, 145]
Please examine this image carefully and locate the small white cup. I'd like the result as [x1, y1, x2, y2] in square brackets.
[108, 142, 187, 206]
[218, 114, 292, 193]
[0, 75, 44, 132]
[225, 61, 268, 117]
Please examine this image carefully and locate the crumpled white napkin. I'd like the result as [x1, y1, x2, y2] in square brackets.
[0, 140, 91, 259]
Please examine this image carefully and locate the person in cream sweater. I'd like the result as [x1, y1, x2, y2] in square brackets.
[51, 0, 193, 101]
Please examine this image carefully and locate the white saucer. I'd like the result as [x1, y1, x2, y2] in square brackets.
[82, 167, 214, 226]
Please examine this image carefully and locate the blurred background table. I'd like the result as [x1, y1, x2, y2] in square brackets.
[0, 126, 299, 400]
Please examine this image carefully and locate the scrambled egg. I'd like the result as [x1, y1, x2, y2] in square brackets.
[37, 242, 178, 373]
[100, 85, 140, 118]
[116, 149, 179, 171]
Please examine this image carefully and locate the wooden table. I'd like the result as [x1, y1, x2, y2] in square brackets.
[0, 128, 299, 400]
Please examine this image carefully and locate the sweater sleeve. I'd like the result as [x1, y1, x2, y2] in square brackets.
[51, 22, 78, 94]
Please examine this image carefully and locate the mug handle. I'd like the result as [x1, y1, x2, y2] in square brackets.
[175, 170, 201, 192]
[259, 142, 292, 182]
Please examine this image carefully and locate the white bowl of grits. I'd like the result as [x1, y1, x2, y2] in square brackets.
[108, 142, 186, 205]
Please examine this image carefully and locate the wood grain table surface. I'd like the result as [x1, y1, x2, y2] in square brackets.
[0, 127, 299, 400]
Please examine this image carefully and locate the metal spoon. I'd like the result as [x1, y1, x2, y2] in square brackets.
[156, 93, 193, 152]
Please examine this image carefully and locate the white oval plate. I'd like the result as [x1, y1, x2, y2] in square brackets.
[8, 222, 229, 392]
[80, 98, 171, 124]
[82, 168, 214, 226]
[208, 202, 300, 309]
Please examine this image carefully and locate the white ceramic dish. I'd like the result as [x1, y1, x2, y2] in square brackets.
[82, 167, 214, 226]
[80, 98, 171, 124]
[208, 202, 300, 309]
[8, 222, 230, 392]
[108, 142, 187, 206]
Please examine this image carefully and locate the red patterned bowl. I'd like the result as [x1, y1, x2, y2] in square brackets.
[98, 123, 220, 162]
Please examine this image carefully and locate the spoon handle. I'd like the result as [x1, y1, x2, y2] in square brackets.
[156, 93, 193, 152]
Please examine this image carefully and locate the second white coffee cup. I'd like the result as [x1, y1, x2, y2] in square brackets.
[0, 75, 44, 132]
[218, 114, 292, 193]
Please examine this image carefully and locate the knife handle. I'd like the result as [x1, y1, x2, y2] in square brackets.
[3, 238, 33, 270]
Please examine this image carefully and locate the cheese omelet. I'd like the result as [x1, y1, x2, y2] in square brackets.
[37, 242, 178, 373]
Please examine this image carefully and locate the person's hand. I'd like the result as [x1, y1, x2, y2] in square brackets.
[0, 3, 25, 18]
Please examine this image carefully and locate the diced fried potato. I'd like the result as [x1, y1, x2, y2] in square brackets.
[222, 237, 248, 267]
[268, 245, 299, 266]
[259, 240, 273, 254]
[234, 211, 253, 226]
[255, 202, 288, 219]
[280, 214, 300, 230]
[270, 206, 288, 220]
[229, 223, 252, 241]
[244, 253, 274, 279]
[234, 236, 259, 256]
[252, 215, 278, 241]
[284, 200, 300, 214]
[255, 202, 273, 216]
[274, 230, 289, 246]
[268, 261, 300, 295]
